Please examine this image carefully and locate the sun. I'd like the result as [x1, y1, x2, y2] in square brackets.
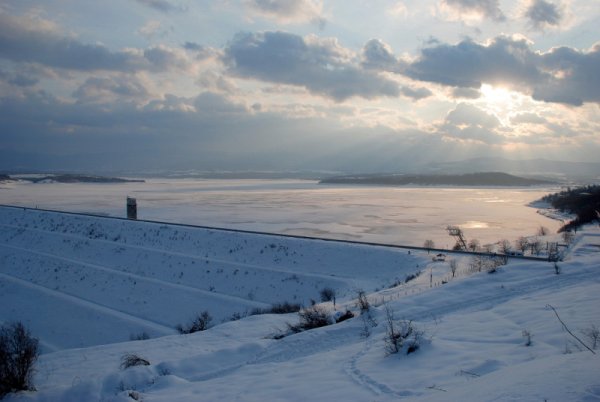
[477, 84, 530, 126]
[480, 84, 514, 109]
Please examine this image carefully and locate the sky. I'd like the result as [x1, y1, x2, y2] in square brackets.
[0, 0, 598, 173]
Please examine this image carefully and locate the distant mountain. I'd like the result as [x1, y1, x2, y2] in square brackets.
[320, 172, 555, 186]
[422, 158, 600, 182]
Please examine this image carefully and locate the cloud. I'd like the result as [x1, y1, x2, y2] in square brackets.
[223, 31, 400, 101]
[137, 20, 170, 40]
[73, 75, 150, 104]
[441, 103, 505, 144]
[533, 43, 600, 106]
[243, 0, 325, 26]
[133, 0, 182, 13]
[0, 70, 38, 87]
[387, 2, 409, 18]
[510, 112, 547, 125]
[400, 86, 432, 100]
[405, 35, 600, 106]
[524, 0, 563, 30]
[0, 13, 189, 73]
[451, 87, 481, 99]
[441, 0, 505, 21]
[406, 36, 540, 89]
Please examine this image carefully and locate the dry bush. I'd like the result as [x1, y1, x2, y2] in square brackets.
[288, 305, 331, 333]
[319, 287, 336, 303]
[120, 353, 150, 370]
[356, 290, 370, 313]
[581, 325, 599, 350]
[0, 322, 39, 398]
[250, 301, 302, 316]
[383, 306, 423, 356]
[176, 311, 212, 334]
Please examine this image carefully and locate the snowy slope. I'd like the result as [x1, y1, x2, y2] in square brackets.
[2, 207, 600, 401]
[0, 206, 425, 351]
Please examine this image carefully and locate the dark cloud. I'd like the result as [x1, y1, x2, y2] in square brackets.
[0, 13, 188, 73]
[400, 86, 432, 100]
[183, 42, 204, 51]
[361, 39, 402, 72]
[534, 44, 600, 106]
[0, 70, 38, 87]
[442, 0, 506, 21]
[223, 31, 400, 101]
[406, 36, 540, 88]
[405, 35, 600, 106]
[525, 0, 562, 30]
[0, 87, 448, 173]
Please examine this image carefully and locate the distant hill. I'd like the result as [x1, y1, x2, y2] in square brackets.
[320, 172, 555, 186]
[14, 174, 144, 184]
[422, 158, 600, 182]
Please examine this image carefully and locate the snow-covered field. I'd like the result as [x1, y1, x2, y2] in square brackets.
[0, 178, 562, 247]
[1, 205, 599, 401]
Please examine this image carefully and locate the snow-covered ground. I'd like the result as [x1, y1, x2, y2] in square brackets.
[1, 206, 599, 401]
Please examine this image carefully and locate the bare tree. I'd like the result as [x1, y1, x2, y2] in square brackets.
[469, 254, 484, 272]
[423, 239, 435, 253]
[468, 239, 480, 252]
[499, 239, 512, 254]
[515, 236, 529, 253]
[562, 231, 574, 244]
[449, 259, 458, 278]
[530, 237, 543, 255]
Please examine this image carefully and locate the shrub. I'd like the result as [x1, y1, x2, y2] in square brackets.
[405, 271, 422, 283]
[129, 332, 150, 341]
[334, 310, 354, 323]
[120, 353, 150, 370]
[269, 302, 302, 314]
[356, 290, 370, 313]
[0, 322, 39, 398]
[319, 287, 336, 303]
[522, 329, 533, 346]
[383, 306, 423, 356]
[581, 325, 599, 350]
[249, 302, 302, 316]
[288, 305, 331, 333]
[176, 311, 212, 334]
[469, 255, 506, 274]
[356, 290, 377, 337]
